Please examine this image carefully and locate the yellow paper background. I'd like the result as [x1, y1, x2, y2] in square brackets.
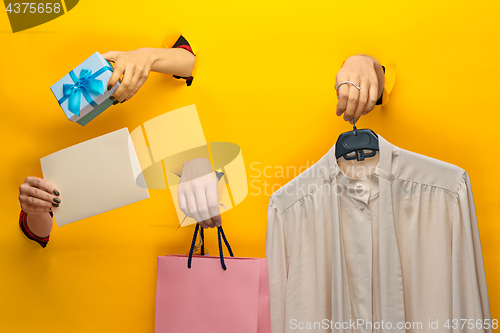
[1, 0, 500, 331]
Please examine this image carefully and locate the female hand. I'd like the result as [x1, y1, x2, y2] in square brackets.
[19, 177, 60, 214]
[335, 55, 385, 123]
[178, 158, 221, 229]
[102, 48, 155, 104]
[103, 47, 195, 104]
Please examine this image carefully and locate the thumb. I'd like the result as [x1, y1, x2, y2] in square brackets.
[101, 51, 119, 62]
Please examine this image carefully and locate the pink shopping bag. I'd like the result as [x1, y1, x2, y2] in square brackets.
[155, 225, 271, 333]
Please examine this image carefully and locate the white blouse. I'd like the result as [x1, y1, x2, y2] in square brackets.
[266, 135, 491, 333]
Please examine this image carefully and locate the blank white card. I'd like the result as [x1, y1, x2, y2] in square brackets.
[40, 128, 150, 226]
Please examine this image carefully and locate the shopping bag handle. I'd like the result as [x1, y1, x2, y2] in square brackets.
[187, 223, 234, 270]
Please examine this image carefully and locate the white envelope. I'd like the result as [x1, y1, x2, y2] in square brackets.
[40, 128, 150, 226]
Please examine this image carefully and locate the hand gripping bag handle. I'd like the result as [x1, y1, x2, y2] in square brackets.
[187, 223, 234, 270]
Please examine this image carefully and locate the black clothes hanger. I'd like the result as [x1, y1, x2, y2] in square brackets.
[335, 118, 379, 161]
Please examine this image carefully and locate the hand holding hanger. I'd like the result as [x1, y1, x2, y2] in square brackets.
[335, 55, 385, 124]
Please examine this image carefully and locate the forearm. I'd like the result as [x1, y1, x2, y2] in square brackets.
[146, 47, 195, 77]
[27, 212, 53, 238]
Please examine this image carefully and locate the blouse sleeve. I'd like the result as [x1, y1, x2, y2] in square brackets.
[19, 210, 51, 248]
[452, 172, 492, 330]
[266, 199, 288, 333]
[162, 35, 196, 86]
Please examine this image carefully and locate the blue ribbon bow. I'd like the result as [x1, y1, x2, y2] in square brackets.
[58, 66, 113, 117]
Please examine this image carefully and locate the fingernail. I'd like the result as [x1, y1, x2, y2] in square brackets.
[120, 99, 126, 104]
[110, 97, 115, 101]
[107, 84, 112, 91]
[215, 221, 221, 227]
[53, 197, 61, 204]
[53, 189, 60, 196]
[113, 100, 119, 105]
[52, 203, 59, 207]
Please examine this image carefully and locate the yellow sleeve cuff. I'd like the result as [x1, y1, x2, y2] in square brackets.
[381, 61, 396, 106]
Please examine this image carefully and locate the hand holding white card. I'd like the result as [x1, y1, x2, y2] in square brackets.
[40, 128, 149, 226]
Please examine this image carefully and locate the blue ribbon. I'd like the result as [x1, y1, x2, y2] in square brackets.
[57, 66, 113, 117]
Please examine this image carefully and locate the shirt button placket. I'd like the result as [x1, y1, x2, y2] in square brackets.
[354, 181, 369, 208]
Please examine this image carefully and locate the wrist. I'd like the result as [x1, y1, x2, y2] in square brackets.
[139, 47, 160, 68]
[183, 157, 210, 168]
[26, 212, 52, 238]
[345, 54, 370, 64]
[27, 212, 50, 217]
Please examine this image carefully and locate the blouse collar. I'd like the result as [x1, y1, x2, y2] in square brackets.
[325, 134, 398, 184]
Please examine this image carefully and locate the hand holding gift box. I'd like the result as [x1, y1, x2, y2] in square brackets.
[50, 52, 120, 126]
